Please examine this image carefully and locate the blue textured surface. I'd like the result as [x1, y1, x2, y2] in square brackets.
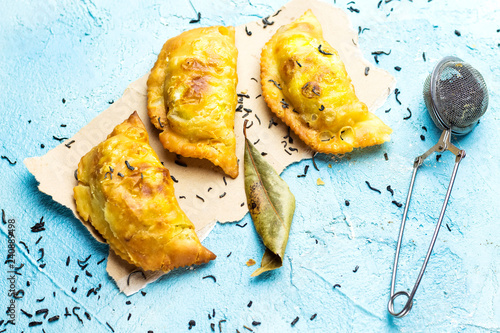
[1, 0, 499, 332]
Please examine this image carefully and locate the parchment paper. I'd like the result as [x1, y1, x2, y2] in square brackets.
[24, 0, 395, 295]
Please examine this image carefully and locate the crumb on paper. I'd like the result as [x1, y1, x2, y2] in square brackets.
[328, 164, 332, 168]
[246, 259, 256, 266]
[317, 178, 325, 186]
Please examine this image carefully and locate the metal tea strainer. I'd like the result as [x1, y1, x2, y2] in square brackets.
[387, 56, 489, 317]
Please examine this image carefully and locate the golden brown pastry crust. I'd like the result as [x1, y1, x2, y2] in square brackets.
[147, 26, 239, 178]
[260, 10, 392, 154]
[74, 112, 216, 272]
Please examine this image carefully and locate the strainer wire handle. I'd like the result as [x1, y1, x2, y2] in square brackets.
[388, 129, 466, 318]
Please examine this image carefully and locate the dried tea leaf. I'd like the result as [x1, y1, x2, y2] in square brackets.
[243, 123, 295, 277]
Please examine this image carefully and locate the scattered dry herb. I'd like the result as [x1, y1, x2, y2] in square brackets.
[202, 275, 216, 283]
[312, 152, 319, 171]
[31, 217, 45, 232]
[174, 160, 187, 167]
[52, 136, 68, 142]
[189, 12, 201, 24]
[365, 181, 381, 194]
[403, 108, 412, 120]
[125, 160, 135, 170]
[392, 200, 403, 208]
[1, 156, 16, 165]
[268, 79, 282, 90]
[219, 319, 227, 332]
[106, 322, 115, 332]
[318, 44, 333, 55]
[37, 248, 44, 261]
[262, 16, 274, 28]
[21, 309, 33, 318]
[268, 117, 278, 128]
[127, 270, 146, 286]
[65, 140, 75, 148]
[387, 185, 394, 196]
[394, 88, 401, 104]
[19, 241, 29, 253]
[48, 315, 59, 322]
[255, 114, 261, 125]
[35, 309, 49, 319]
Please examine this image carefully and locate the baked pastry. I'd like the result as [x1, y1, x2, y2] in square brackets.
[147, 26, 239, 178]
[260, 10, 392, 154]
[73, 112, 216, 272]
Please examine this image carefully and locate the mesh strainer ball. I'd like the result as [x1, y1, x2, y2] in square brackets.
[388, 56, 489, 318]
[423, 56, 489, 135]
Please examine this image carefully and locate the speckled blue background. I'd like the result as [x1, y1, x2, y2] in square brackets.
[0, 0, 499, 332]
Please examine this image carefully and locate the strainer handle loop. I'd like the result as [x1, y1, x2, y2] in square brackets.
[388, 129, 466, 318]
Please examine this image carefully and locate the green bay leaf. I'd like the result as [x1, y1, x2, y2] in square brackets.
[244, 132, 295, 277]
